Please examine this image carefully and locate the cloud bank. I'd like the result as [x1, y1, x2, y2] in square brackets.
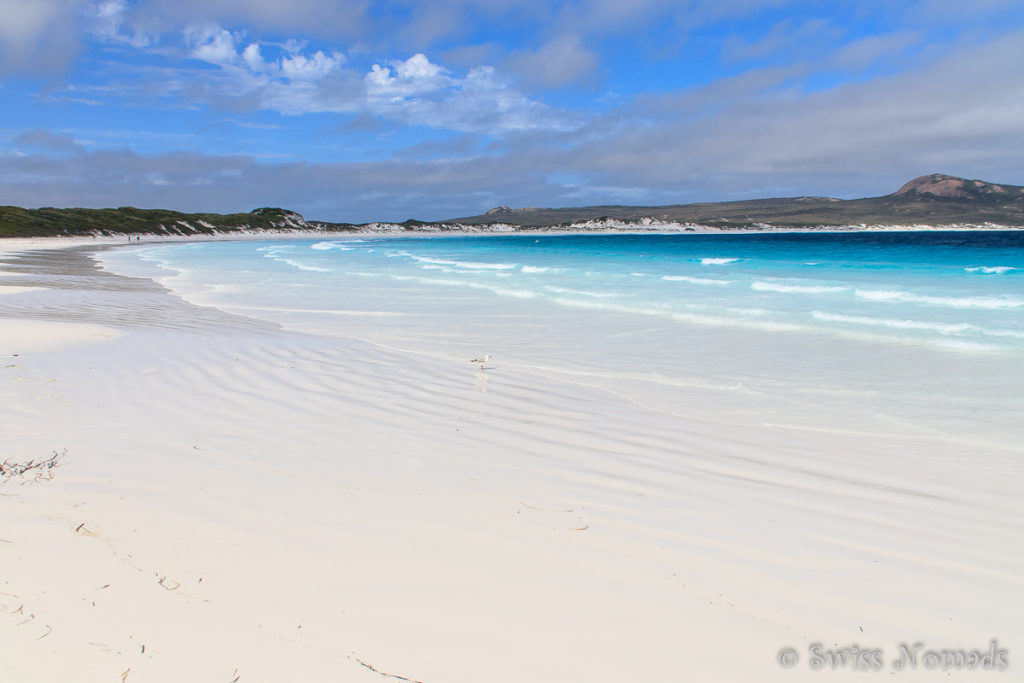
[1, 1, 1023, 221]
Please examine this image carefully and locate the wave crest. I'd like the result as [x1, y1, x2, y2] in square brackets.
[752, 281, 848, 294]
[855, 288, 1024, 310]
[965, 266, 1017, 274]
[662, 275, 730, 286]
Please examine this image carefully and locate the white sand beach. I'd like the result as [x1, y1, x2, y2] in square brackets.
[2, 239, 1022, 682]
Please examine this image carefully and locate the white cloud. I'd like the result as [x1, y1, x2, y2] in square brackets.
[722, 18, 835, 63]
[554, 30, 1024, 200]
[91, 0, 126, 36]
[358, 63, 576, 133]
[242, 43, 264, 70]
[0, 0, 86, 74]
[122, 0, 370, 39]
[88, 0, 151, 47]
[397, 53, 444, 81]
[13, 129, 84, 154]
[0, 145, 545, 222]
[187, 26, 241, 65]
[7, 0, 1024, 221]
[281, 50, 344, 80]
[89, 31, 577, 134]
[365, 64, 392, 89]
[365, 54, 449, 97]
[505, 34, 599, 89]
[830, 30, 920, 70]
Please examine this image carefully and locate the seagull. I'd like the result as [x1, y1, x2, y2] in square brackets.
[470, 354, 490, 369]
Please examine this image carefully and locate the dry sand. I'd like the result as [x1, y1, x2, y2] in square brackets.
[1, 239, 1021, 682]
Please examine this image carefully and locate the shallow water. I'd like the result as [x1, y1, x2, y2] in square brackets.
[99, 231, 1024, 449]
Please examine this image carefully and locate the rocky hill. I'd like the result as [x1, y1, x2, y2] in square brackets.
[892, 174, 1024, 200]
[447, 174, 1024, 229]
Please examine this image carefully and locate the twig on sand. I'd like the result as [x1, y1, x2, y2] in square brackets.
[353, 656, 426, 683]
[37, 625, 52, 640]
[0, 450, 66, 484]
[157, 576, 180, 591]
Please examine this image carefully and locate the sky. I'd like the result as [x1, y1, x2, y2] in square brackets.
[1, 0, 1023, 223]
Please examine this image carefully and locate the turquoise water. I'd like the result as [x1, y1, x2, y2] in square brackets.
[101, 231, 1024, 447]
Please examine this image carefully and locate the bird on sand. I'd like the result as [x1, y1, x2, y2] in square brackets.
[470, 354, 490, 369]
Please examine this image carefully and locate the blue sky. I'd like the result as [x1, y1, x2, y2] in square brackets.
[2, 0, 1023, 222]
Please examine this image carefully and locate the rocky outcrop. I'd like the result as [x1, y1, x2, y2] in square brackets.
[893, 174, 1017, 199]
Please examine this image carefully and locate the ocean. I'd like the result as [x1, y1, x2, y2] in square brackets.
[99, 231, 1024, 451]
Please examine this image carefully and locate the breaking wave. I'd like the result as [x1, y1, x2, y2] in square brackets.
[752, 281, 849, 294]
[855, 288, 1024, 309]
[965, 266, 1017, 274]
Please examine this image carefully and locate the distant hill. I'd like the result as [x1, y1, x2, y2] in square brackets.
[447, 174, 1024, 228]
[0, 206, 357, 238]
[2, 175, 1023, 237]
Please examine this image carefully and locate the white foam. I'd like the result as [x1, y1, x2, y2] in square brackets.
[543, 285, 619, 298]
[545, 294, 1011, 351]
[545, 296, 806, 333]
[310, 241, 352, 251]
[812, 311, 970, 334]
[312, 239, 367, 248]
[803, 321, 1007, 353]
[924, 339, 1004, 353]
[285, 260, 331, 272]
[752, 281, 849, 294]
[662, 275, 731, 286]
[965, 266, 1017, 274]
[259, 246, 332, 272]
[389, 274, 538, 299]
[700, 257, 739, 265]
[225, 305, 402, 317]
[855, 288, 1024, 310]
[411, 256, 518, 270]
[521, 265, 550, 273]
[812, 311, 1024, 340]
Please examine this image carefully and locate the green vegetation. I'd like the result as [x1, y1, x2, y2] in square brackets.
[0, 206, 360, 238]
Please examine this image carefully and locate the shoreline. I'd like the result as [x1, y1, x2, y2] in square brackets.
[2, 241, 1022, 681]
[2, 222, 1023, 254]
